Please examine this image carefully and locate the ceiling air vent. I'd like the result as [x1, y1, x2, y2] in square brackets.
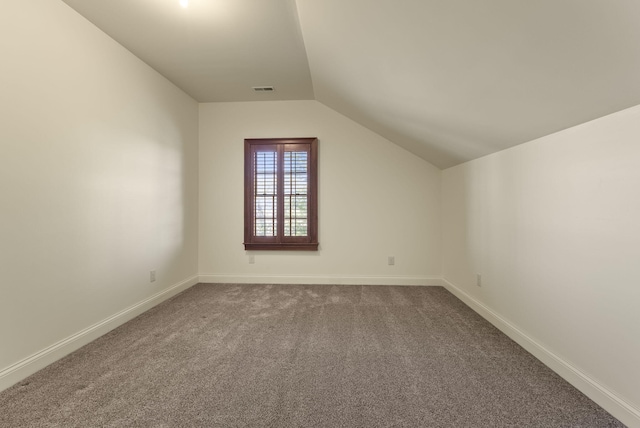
[252, 86, 274, 92]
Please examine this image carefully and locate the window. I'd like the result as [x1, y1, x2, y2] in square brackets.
[244, 138, 318, 251]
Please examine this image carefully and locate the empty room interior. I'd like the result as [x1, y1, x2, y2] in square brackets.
[1, 0, 639, 426]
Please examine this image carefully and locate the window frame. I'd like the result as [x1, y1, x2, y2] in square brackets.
[244, 137, 319, 251]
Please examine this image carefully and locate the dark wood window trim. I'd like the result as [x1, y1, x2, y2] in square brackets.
[244, 137, 318, 251]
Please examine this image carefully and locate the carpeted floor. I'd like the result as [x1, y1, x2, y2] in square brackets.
[0, 284, 625, 427]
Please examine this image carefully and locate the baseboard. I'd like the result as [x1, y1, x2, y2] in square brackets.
[442, 277, 640, 428]
[199, 274, 442, 286]
[0, 275, 199, 393]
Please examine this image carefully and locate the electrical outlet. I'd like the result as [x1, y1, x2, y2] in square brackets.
[150, 270, 156, 283]
[388, 256, 395, 266]
[476, 274, 482, 287]
[249, 255, 255, 264]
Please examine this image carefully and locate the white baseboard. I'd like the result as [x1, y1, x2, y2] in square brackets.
[0, 275, 199, 393]
[199, 274, 442, 286]
[442, 277, 640, 428]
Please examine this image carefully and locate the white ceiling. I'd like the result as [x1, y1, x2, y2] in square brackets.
[61, 0, 640, 168]
[61, 0, 314, 102]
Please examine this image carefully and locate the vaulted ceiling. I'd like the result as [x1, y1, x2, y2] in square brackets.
[61, 0, 640, 168]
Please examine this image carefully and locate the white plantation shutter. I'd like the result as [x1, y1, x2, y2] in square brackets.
[283, 150, 308, 237]
[254, 150, 278, 237]
[244, 138, 318, 251]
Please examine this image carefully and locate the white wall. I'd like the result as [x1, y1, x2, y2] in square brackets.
[442, 105, 640, 426]
[199, 101, 441, 285]
[0, 0, 199, 389]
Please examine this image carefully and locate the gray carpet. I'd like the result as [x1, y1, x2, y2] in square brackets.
[0, 284, 625, 427]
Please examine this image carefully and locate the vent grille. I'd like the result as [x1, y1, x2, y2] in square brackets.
[253, 86, 275, 92]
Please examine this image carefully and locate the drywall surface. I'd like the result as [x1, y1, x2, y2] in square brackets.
[442, 105, 640, 424]
[199, 100, 441, 284]
[0, 0, 198, 382]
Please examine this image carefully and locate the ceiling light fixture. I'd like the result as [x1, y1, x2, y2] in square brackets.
[179, 0, 189, 8]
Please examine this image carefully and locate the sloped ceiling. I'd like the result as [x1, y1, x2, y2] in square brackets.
[60, 0, 314, 102]
[61, 0, 640, 168]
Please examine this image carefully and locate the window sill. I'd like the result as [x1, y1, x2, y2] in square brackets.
[243, 242, 319, 251]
